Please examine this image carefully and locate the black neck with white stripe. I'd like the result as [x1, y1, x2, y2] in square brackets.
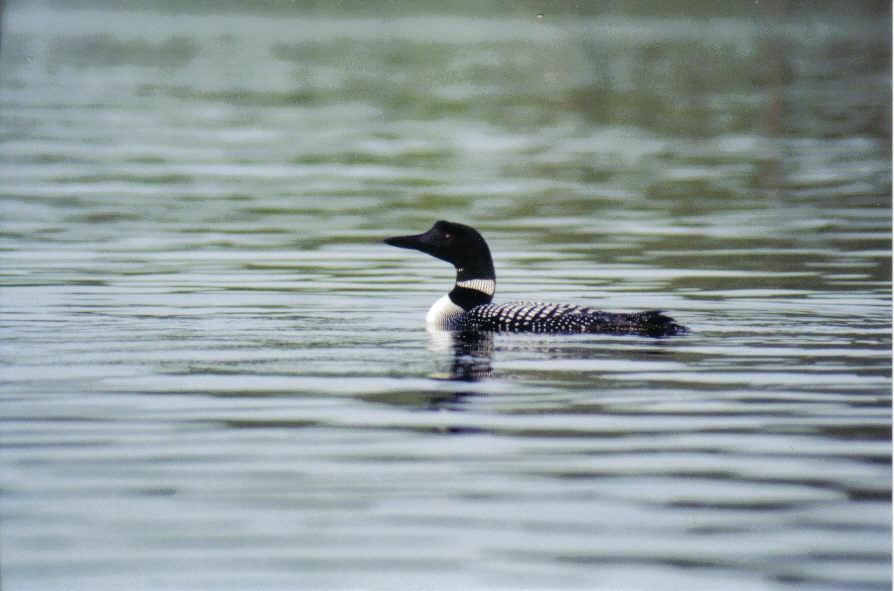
[449, 276, 495, 310]
[451, 221, 495, 310]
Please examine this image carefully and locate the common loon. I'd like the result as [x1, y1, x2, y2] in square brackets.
[385, 221, 686, 337]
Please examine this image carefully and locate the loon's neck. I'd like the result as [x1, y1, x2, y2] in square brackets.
[448, 267, 495, 311]
[426, 271, 495, 328]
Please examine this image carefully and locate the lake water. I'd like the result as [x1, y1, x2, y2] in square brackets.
[1, 4, 891, 590]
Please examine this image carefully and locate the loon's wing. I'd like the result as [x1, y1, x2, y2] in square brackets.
[456, 301, 579, 332]
[455, 302, 685, 336]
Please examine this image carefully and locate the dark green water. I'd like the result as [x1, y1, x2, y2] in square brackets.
[1, 4, 891, 590]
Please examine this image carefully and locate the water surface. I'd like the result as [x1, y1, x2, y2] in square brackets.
[1, 4, 891, 590]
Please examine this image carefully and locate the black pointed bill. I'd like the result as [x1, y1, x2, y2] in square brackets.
[383, 233, 424, 249]
[383, 227, 438, 254]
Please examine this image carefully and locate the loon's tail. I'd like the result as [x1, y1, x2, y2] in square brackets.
[593, 310, 688, 337]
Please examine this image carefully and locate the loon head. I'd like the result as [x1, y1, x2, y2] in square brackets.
[384, 220, 495, 279]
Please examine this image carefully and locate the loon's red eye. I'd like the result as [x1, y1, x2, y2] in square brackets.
[443, 232, 453, 240]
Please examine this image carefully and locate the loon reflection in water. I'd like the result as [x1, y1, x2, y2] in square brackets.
[428, 329, 494, 382]
[385, 221, 687, 337]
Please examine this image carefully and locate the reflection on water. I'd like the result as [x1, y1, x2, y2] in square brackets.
[429, 330, 494, 384]
[0, 3, 891, 591]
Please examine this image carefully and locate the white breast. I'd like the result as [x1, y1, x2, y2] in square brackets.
[425, 294, 464, 328]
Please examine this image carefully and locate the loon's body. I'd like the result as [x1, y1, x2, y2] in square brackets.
[385, 221, 686, 337]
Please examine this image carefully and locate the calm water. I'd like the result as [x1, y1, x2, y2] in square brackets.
[1, 4, 891, 590]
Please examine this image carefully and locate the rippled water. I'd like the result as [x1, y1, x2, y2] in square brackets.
[1, 4, 891, 590]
